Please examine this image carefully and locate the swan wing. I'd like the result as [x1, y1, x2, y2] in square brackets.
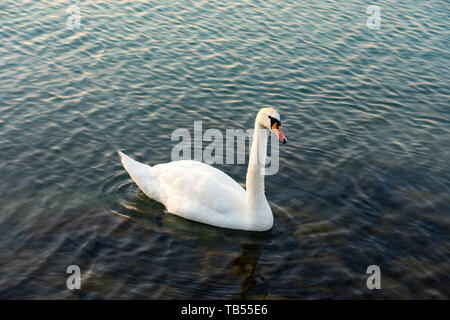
[119, 152, 249, 229]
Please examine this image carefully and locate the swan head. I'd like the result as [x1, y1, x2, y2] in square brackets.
[256, 108, 287, 144]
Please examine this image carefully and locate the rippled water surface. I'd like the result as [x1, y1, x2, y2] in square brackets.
[0, 1, 449, 299]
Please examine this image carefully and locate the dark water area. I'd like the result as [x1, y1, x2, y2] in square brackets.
[0, 1, 449, 299]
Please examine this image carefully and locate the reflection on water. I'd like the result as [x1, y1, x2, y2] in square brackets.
[0, 0, 449, 299]
[232, 244, 261, 300]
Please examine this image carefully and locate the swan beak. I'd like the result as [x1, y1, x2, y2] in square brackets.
[272, 125, 287, 144]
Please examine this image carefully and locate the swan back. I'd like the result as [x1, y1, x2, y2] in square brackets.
[119, 151, 252, 230]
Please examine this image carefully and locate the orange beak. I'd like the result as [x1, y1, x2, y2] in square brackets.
[272, 123, 287, 144]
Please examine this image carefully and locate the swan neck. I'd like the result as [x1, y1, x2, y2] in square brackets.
[246, 121, 272, 230]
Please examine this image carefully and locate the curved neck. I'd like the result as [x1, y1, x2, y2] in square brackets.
[245, 121, 273, 230]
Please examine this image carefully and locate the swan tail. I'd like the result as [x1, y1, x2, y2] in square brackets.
[118, 150, 161, 201]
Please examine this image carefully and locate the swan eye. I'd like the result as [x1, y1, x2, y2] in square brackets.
[269, 116, 281, 129]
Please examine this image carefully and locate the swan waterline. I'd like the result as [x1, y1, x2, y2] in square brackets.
[118, 108, 287, 231]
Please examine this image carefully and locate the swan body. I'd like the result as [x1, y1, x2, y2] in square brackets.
[118, 108, 286, 231]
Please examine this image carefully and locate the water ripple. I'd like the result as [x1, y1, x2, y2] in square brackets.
[0, 0, 448, 299]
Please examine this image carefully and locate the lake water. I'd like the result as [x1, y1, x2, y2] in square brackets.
[0, 0, 448, 299]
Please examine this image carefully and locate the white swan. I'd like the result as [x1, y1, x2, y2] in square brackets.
[118, 108, 287, 231]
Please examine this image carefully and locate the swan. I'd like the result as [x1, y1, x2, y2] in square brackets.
[118, 108, 287, 231]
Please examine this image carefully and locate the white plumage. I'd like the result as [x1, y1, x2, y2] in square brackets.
[118, 108, 286, 231]
[119, 152, 249, 229]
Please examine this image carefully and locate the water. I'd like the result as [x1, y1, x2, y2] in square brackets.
[0, 0, 449, 299]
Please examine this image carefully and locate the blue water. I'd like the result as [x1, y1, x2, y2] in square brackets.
[0, 0, 449, 299]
